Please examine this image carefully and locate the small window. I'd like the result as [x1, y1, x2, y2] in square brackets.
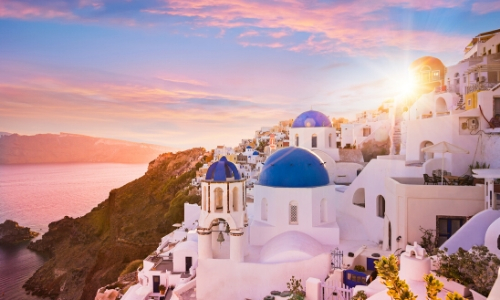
[494, 98, 500, 116]
[329, 134, 332, 148]
[262, 198, 268, 221]
[289, 201, 298, 225]
[352, 188, 365, 207]
[363, 127, 371, 137]
[295, 134, 299, 147]
[376, 195, 385, 218]
[497, 235, 500, 250]
[436, 216, 466, 246]
[320, 199, 327, 222]
[432, 70, 440, 81]
[232, 187, 239, 211]
[312, 134, 317, 148]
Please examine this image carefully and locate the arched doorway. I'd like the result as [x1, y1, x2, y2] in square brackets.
[436, 97, 448, 115]
[420, 141, 434, 162]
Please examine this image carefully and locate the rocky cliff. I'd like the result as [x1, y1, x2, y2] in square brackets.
[24, 148, 205, 299]
[0, 132, 176, 164]
[0, 220, 38, 244]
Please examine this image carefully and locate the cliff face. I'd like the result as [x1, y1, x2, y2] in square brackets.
[0, 133, 176, 164]
[24, 148, 205, 300]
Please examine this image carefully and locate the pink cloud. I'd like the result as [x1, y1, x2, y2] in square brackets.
[239, 41, 284, 48]
[238, 30, 260, 38]
[268, 31, 290, 38]
[156, 0, 469, 54]
[0, 1, 74, 19]
[471, 1, 500, 14]
[157, 76, 209, 87]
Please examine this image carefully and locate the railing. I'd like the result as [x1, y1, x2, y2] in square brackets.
[466, 82, 499, 94]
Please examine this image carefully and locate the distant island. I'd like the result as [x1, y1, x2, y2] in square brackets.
[0, 220, 39, 244]
[0, 132, 177, 164]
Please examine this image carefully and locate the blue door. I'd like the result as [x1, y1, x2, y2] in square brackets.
[343, 270, 367, 288]
[367, 258, 379, 271]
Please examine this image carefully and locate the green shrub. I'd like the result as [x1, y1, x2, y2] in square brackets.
[435, 245, 500, 297]
[354, 265, 366, 272]
[352, 290, 367, 300]
[120, 259, 143, 276]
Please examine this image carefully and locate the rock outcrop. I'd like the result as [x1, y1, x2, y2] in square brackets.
[0, 220, 38, 244]
[0, 132, 176, 164]
[24, 148, 205, 300]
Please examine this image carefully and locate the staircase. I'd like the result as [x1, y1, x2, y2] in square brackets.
[456, 94, 465, 110]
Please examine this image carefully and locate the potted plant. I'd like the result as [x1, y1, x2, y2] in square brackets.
[159, 284, 166, 295]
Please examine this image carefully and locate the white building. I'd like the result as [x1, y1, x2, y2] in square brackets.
[122, 28, 500, 300]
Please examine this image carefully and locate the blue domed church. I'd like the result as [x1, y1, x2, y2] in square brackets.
[250, 146, 340, 249]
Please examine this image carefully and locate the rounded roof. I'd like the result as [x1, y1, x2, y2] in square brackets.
[260, 231, 325, 263]
[291, 110, 332, 128]
[409, 56, 445, 71]
[205, 157, 241, 181]
[252, 151, 259, 155]
[258, 147, 329, 188]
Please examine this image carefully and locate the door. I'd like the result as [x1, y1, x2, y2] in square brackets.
[185, 256, 192, 273]
[153, 275, 160, 293]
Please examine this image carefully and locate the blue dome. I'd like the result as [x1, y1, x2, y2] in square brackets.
[205, 157, 241, 181]
[292, 110, 332, 128]
[253, 151, 259, 155]
[258, 148, 329, 188]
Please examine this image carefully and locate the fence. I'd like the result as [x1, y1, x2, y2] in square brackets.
[322, 281, 353, 300]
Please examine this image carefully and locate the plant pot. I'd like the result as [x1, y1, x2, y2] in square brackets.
[470, 289, 487, 300]
[432, 272, 470, 297]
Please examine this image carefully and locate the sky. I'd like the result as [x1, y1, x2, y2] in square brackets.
[0, 0, 499, 150]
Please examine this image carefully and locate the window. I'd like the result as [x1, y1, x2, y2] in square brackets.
[352, 188, 365, 207]
[495, 98, 500, 116]
[320, 199, 327, 222]
[376, 195, 385, 218]
[214, 187, 223, 211]
[261, 198, 268, 221]
[329, 134, 332, 148]
[419, 66, 431, 83]
[363, 127, 371, 137]
[289, 201, 298, 224]
[436, 216, 466, 246]
[295, 134, 299, 147]
[432, 70, 440, 82]
[232, 187, 239, 211]
[312, 134, 317, 148]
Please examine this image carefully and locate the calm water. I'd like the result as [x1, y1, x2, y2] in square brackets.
[0, 163, 147, 299]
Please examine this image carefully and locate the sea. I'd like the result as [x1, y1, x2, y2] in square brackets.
[0, 163, 148, 300]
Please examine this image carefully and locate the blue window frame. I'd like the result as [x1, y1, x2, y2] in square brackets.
[437, 216, 466, 246]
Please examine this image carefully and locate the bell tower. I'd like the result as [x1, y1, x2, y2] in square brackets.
[197, 157, 248, 262]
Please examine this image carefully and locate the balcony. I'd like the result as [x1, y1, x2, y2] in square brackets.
[466, 82, 499, 94]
